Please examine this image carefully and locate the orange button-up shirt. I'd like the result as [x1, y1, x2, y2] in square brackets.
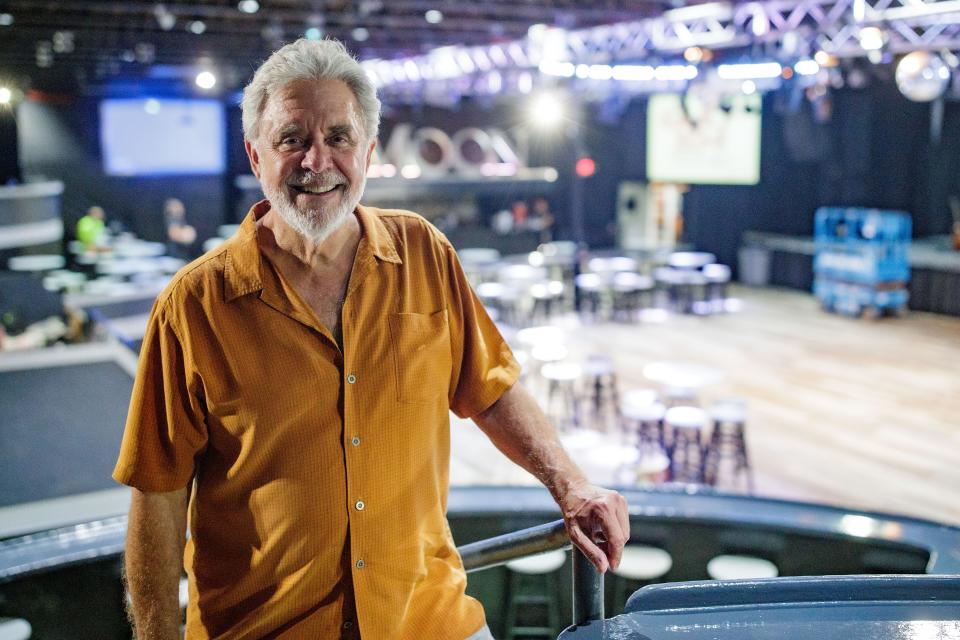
[113, 201, 519, 639]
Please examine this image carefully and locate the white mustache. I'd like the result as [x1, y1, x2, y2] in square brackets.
[288, 171, 347, 190]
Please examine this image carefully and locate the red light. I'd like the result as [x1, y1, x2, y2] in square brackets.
[575, 157, 596, 177]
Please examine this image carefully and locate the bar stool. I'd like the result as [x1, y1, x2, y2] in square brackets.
[574, 273, 605, 322]
[529, 280, 566, 323]
[702, 263, 732, 313]
[458, 248, 502, 285]
[476, 282, 521, 327]
[664, 406, 708, 483]
[621, 401, 666, 460]
[703, 400, 753, 492]
[707, 554, 778, 580]
[581, 354, 620, 432]
[0, 619, 31, 640]
[540, 361, 583, 431]
[610, 272, 655, 322]
[504, 550, 566, 640]
[610, 545, 673, 614]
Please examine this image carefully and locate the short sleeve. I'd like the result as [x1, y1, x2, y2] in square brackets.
[444, 243, 520, 418]
[112, 300, 208, 492]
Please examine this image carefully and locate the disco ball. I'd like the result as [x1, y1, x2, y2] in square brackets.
[895, 51, 951, 102]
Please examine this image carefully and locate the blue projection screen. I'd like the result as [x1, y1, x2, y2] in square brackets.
[100, 98, 225, 176]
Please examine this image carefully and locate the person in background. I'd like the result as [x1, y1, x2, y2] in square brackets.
[531, 196, 555, 244]
[163, 198, 197, 259]
[116, 39, 629, 640]
[76, 205, 106, 249]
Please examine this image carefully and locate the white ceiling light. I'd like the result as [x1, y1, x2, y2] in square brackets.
[188, 20, 206, 35]
[858, 26, 885, 51]
[195, 70, 217, 89]
[528, 91, 565, 129]
[352, 27, 370, 42]
[717, 62, 782, 79]
[238, 0, 260, 14]
[425, 10, 443, 24]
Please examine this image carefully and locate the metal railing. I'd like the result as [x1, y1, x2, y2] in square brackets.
[456, 519, 604, 626]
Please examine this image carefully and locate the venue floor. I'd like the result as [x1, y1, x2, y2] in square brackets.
[450, 285, 960, 527]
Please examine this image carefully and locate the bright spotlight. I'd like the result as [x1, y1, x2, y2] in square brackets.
[237, 0, 259, 14]
[195, 70, 217, 89]
[858, 26, 885, 51]
[144, 98, 161, 114]
[425, 9, 443, 24]
[528, 92, 565, 129]
[0, 87, 11, 104]
[0, 13, 13, 26]
[305, 27, 323, 40]
[741, 80, 757, 95]
[352, 27, 369, 42]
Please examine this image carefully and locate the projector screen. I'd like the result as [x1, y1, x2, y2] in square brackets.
[646, 92, 761, 185]
[100, 98, 226, 176]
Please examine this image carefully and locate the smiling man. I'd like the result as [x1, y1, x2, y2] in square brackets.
[115, 39, 628, 640]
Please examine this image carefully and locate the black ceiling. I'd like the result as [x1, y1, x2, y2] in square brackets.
[0, 0, 671, 93]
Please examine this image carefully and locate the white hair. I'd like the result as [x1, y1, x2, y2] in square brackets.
[241, 38, 380, 145]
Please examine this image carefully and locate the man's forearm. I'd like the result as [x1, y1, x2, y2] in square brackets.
[472, 382, 589, 505]
[125, 487, 188, 640]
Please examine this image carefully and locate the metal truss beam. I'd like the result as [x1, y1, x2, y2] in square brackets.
[363, 0, 960, 90]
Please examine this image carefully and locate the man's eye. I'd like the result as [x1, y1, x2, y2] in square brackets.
[281, 136, 304, 146]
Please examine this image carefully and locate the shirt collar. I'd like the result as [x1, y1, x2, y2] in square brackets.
[224, 200, 401, 303]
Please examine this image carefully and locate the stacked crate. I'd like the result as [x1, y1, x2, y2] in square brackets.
[813, 207, 911, 317]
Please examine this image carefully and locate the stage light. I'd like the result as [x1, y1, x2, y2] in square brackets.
[352, 27, 369, 42]
[544, 168, 559, 182]
[401, 164, 422, 179]
[539, 61, 575, 77]
[896, 51, 951, 102]
[858, 26, 885, 51]
[612, 65, 654, 82]
[814, 51, 835, 66]
[144, 98, 161, 114]
[380, 164, 397, 178]
[195, 70, 217, 89]
[794, 59, 820, 76]
[741, 80, 757, 94]
[528, 92, 565, 129]
[575, 157, 596, 177]
[654, 64, 698, 81]
[425, 10, 443, 24]
[684, 47, 704, 63]
[188, 20, 206, 35]
[305, 27, 323, 40]
[0, 87, 12, 105]
[0, 13, 13, 26]
[238, 0, 259, 14]
[717, 62, 781, 80]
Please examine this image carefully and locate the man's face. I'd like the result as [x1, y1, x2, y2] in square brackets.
[246, 78, 375, 243]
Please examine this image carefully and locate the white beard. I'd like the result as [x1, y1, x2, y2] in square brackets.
[263, 170, 366, 245]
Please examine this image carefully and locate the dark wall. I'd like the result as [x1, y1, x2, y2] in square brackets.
[13, 76, 958, 265]
[16, 94, 233, 246]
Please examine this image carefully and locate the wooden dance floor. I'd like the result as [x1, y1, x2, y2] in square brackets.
[450, 285, 960, 527]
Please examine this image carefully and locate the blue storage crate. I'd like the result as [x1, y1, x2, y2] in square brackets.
[814, 207, 911, 316]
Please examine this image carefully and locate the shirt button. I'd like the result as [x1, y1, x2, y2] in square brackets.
[347, 373, 357, 384]
[351, 436, 361, 446]
[355, 500, 365, 511]
[342, 621, 353, 630]
[356, 559, 365, 569]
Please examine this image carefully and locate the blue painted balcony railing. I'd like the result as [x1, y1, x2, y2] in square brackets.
[2, 485, 959, 638]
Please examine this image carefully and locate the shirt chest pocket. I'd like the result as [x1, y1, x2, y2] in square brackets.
[389, 309, 452, 403]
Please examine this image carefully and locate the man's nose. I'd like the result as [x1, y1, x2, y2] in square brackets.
[301, 142, 332, 173]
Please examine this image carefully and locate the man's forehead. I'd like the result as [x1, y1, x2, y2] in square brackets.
[263, 78, 362, 130]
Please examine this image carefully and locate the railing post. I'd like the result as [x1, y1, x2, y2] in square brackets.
[571, 546, 604, 625]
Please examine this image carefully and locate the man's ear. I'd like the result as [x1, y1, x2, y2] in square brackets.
[364, 139, 376, 172]
[244, 139, 262, 180]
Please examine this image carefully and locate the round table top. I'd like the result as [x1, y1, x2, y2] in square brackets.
[643, 361, 725, 389]
[668, 251, 716, 269]
[8, 254, 66, 272]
